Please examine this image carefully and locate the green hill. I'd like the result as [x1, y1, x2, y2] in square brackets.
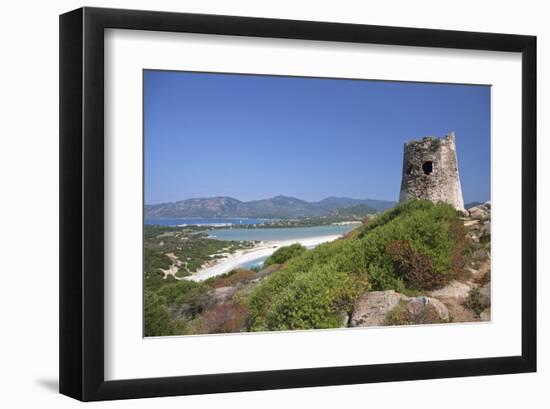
[247, 200, 467, 331]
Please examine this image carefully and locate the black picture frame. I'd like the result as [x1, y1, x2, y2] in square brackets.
[59, 7, 537, 402]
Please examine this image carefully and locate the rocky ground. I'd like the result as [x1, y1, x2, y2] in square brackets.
[168, 264, 283, 330]
[349, 201, 492, 327]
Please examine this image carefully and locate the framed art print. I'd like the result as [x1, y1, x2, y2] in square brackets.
[59, 7, 537, 401]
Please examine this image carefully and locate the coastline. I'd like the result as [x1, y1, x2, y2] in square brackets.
[185, 234, 342, 282]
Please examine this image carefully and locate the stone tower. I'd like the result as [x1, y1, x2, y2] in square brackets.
[399, 132, 465, 213]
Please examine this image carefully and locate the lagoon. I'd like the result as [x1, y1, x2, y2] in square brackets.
[183, 224, 359, 280]
[207, 224, 357, 242]
[144, 217, 276, 227]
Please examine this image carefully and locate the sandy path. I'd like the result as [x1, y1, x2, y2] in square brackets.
[185, 235, 342, 282]
[159, 252, 187, 280]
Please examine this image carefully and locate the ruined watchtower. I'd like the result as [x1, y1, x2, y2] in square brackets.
[399, 132, 465, 213]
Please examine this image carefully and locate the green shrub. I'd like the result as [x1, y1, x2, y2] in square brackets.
[360, 200, 465, 289]
[144, 291, 175, 337]
[249, 263, 370, 331]
[143, 248, 174, 291]
[359, 199, 436, 236]
[366, 263, 404, 292]
[145, 282, 207, 336]
[264, 243, 307, 267]
[156, 280, 207, 307]
[247, 269, 297, 331]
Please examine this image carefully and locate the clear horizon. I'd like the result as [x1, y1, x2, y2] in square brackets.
[144, 70, 491, 205]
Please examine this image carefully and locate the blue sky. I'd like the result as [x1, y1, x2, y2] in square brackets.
[144, 70, 490, 204]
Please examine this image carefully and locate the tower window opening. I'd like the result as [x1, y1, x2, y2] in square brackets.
[422, 161, 433, 175]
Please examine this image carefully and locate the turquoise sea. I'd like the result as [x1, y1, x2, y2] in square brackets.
[207, 225, 356, 241]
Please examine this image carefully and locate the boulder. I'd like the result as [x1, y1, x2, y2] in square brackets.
[473, 249, 490, 261]
[351, 291, 452, 327]
[479, 282, 491, 307]
[479, 221, 491, 238]
[469, 207, 486, 220]
[203, 286, 237, 308]
[407, 296, 449, 323]
[350, 290, 409, 327]
[463, 220, 480, 228]
[339, 311, 350, 327]
[430, 280, 472, 300]
[468, 203, 491, 221]
[442, 299, 478, 323]
[480, 307, 491, 321]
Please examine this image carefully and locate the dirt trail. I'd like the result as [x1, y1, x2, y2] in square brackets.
[159, 252, 187, 280]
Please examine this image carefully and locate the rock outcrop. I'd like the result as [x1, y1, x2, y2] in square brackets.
[468, 201, 491, 221]
[207, 286, 237, 306]
[350, 290, 409, 327]
[480, 307, 491, 321]
[406, 296, 449, 323]
[430, 280, 471, 300]
[350, 291, 449, 327]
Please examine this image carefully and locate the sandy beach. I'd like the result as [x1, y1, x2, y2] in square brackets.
[185, 234, 342, 282]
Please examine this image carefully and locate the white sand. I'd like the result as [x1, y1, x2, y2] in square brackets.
[185, 235, 342, 282]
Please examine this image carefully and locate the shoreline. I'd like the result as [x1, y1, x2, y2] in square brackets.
[185, 234, 342, 282]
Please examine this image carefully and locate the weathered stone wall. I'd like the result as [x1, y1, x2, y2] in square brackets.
[399, 132, 465, 213]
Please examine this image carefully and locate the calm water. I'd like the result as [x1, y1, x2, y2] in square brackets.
[211, 224, 358, 270]
[240, 256, 270, 270]
[145, 219, 358, 271]
[207, 225, 357, 241]
[144, 217, 276, 226]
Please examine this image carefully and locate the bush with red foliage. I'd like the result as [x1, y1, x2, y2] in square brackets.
[449, 219, 468, 277]
[387, 240, 446, 290]
[196, 303, 249, 334]
[209, 269, 257, 289]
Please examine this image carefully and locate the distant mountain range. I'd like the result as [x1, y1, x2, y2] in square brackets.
[145, 195, 396, 219]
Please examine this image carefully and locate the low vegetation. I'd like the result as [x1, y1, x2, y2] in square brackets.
[248, 200, 467, 331]
[264, 243, 307, 267]
[143, 291, 188, 336]
[143, 225, 252, 286]
[193, 303, 249, 334]
[144, 200, 471, 335]
[204, 268, 257, 288]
